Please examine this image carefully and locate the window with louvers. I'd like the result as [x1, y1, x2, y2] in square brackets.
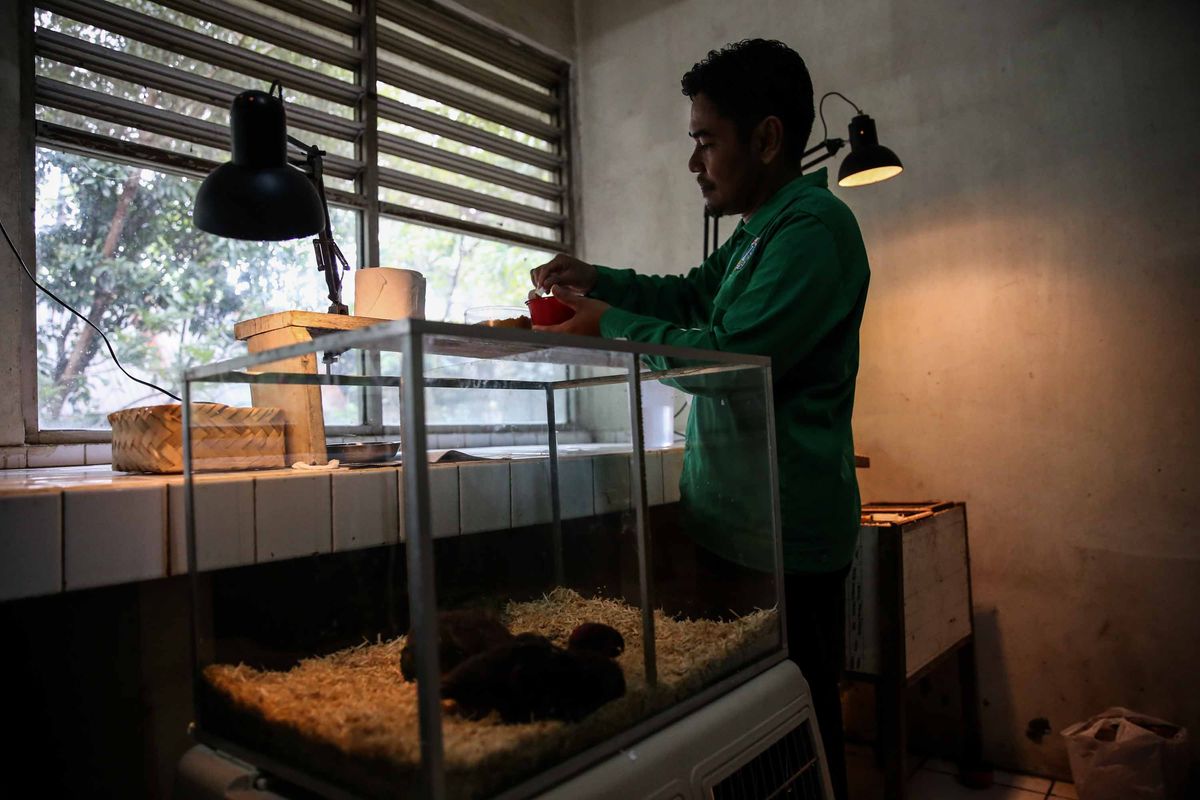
[30, 0, 571, 431]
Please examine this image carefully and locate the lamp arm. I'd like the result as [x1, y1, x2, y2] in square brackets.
[288, 134, 350, 315]
[801, 138, 845, 172]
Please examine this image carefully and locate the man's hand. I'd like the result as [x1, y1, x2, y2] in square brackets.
[534, 285, 609, 337]
[529, 253, 598, 296]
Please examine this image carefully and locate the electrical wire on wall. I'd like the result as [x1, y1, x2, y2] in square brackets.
[0, 214, 182, 403]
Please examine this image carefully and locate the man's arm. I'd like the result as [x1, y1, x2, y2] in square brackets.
[588, 237, 734, 328]
[598, 214, 863, 378]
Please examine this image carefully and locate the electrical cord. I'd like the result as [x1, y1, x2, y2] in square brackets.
[0, 214, 182, 403]
[818, 91, 863, 144]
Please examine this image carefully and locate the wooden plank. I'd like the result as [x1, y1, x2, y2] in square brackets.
[244, 326, 327, 465]
[234, 310, 390, 341]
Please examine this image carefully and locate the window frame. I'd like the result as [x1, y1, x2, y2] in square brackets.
[7, 0, 577, 445]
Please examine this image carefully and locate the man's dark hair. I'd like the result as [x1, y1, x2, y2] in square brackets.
[681, 39, 815, 162]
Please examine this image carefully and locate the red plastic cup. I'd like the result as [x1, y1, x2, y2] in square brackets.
[526, 295, 576, 326]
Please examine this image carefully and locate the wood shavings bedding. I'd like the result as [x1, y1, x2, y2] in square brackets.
[202, 588, 777, 799]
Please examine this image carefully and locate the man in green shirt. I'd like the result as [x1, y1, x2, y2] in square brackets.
[530, 39, 867, 799]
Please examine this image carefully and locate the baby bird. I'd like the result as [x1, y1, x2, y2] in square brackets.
[399, 608, 513, 682]
[441, 622, 627, 724]
[567, 622, 625, 658]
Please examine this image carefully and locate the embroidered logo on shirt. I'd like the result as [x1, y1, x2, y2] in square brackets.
[732, 237, 760, 273]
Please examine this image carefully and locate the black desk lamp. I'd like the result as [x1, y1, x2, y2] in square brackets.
[194, 82, 351, 314]
[802, 91, 904, 187]
[703, 91, 902, 258]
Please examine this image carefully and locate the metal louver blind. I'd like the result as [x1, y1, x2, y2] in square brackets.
[373, 0, 571, 251]
[34, 0, 573, 253]
[34, 0, 368, 211]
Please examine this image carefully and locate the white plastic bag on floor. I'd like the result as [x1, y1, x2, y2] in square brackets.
[1061, 707, 1189, 800]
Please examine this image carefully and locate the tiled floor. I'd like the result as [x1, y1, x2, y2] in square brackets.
[847, 747, 1077, 799]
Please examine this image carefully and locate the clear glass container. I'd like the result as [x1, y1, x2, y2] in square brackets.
[183, 319, 784, 799]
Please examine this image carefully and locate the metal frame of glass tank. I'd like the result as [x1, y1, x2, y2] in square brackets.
[181, 318, 787, 800]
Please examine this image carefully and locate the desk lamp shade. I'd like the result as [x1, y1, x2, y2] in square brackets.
[193, 90, 324, 240]
[837, 114, 904, 187]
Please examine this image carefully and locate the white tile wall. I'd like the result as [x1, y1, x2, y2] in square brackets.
[511, 459, 553, 527]
[84, 443, 113, 465]
[0, 490, 62, 600]
[459, 461, 511, 534]
[63, 484, 166, 590]
[168, 477, 256, 573]
[559, 456, 595, 520]
[0, 447, 28, 469]
[1, 447, 685, 596]
[332, 468, 400, 552]
[397, 464, 461, 539]
[461, 432, 491, 448]
[663, 448, 684, 503]
[643, 450, 664, 507]
[254, 473, 332, 561]
[593, 453, 632, 514]
[28, 444, 87, 469]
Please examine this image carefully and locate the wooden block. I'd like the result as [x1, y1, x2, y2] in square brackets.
[244, 326, 327, 465]
[234, 310, 389, 341]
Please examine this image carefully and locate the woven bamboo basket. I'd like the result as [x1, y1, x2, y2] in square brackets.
[108, 403, 287, 473]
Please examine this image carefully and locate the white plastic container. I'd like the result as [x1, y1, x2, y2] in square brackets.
[640, 379, 676, 449]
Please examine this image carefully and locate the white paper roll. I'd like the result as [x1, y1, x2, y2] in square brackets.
[354, 267, 426, 320]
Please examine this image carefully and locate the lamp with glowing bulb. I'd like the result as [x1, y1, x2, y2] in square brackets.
[803, 91, 904, 187]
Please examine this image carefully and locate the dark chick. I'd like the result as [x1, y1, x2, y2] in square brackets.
[442, 633, 626, 724]
[399, 608, 513, 682]
[567, 622, 625, 658]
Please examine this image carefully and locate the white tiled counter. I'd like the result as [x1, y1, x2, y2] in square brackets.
[0, 445, 684, 602]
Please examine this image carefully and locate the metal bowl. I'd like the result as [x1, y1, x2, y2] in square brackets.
[325, 441, 401, 465]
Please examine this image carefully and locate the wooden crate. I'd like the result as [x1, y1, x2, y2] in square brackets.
[843, 502, 984, 800]
[846, 503, 972, 678]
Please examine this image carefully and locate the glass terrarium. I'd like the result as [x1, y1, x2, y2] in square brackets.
[182, 318, 786, 799]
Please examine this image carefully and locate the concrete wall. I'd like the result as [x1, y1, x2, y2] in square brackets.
[448, 0, 575, 61]
[574, 0, 1200, 779]
[0, 0, 35, 446]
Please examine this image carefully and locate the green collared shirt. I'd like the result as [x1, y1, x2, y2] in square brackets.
[591, 168, 870, 573]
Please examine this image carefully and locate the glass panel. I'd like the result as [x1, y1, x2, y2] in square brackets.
[378, 217, 552, 324]
[377, 221, 560, 427]
[35, 147, 359, 429]
[185, 324, 781, 799]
